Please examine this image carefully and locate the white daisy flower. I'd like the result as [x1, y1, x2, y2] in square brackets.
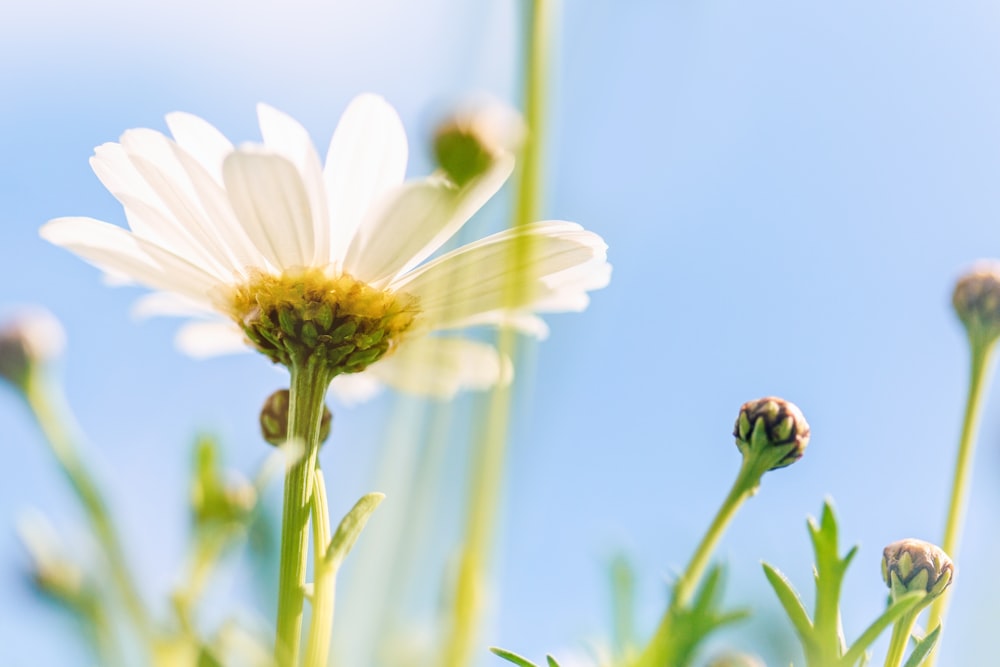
[41, 94, 610, 400]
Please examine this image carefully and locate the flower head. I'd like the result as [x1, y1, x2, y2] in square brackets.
[734, 396, 809, 472]
[882, 538, 954, 602]
[41, 95, 610, 400]
[0, 308, 66, 391]
[953, 261, 1000, 347]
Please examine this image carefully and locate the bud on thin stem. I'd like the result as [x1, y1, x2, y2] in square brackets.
[432, 100, 524, 187]
[0, 308, 65, 392]
[260, 389, 332, 447]
[953, 262, 1000, 348]
[734, 396, 810, 476]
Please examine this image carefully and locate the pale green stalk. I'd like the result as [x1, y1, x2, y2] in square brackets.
[442, 2, 552, 664]
[22, 368, 152, 642]
[275, 356, 331, 666]
[304, 468, 335, 667]
[883, 610, 920, 667]
[634, 456, 766, 667]
[924, 336, 996, 665]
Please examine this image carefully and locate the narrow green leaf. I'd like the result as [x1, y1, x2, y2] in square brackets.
[324, 492, 385, 570]
[546, 656, 561, 667]
[489, 647, 539, 667]
[901, 624, 941, 667]
[762, 562, 814, 641]
[840, 591, 924, 666]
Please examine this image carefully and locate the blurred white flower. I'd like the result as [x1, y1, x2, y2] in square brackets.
[41, 95, 609, 400]
[0, 307, 66, 389]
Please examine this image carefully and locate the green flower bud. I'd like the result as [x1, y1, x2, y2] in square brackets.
[259, 389, 332, 447]
[881, 538, 954, 602]
[191, 439, 257, 526]
[705, 653, 766, 667]
[432, 100, 523, 187]
[0, 308, 65, 391]
[734, 397, 809, 471]
[952, 262, 1000, 345]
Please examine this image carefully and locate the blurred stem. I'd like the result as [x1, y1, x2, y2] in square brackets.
[441, 2, 552, 665]
[924, 336, 996, 665]
[172, 527, 237, 637]
[884, 610, 920, 667]
[275, 357, 330, 667]
[22, 368, 152, 642]
[304, 468, 334, 667]
[634, 456, 764, 667]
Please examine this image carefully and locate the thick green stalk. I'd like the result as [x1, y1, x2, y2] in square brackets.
[23, 370, 152, 642]
[304, 468, 334, 667]
[635, 457, 764, 666]
[884, 611, 920, 667]
[924, 337, 995, 665]
[275, 357, 330, 666]
[441, 1, 551, 665]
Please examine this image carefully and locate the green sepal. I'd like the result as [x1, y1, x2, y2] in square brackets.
[324, 492, 385, 570]
[901, 624, 941, 667]
[490, 647, 540, 667]
[840, 591, 925, 666]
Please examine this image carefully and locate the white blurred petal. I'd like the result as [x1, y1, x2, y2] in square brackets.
[132, 292, 215, 319]
[367, 337, 511, 398]
[324, 94, 408, 262]
[328, 372, 385, 405]
[175, 321, 250, 358]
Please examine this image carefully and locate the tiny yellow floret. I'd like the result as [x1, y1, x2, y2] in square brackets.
[219, 268, 419, 374]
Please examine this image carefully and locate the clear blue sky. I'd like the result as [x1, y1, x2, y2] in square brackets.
[4, 1, 1000, 665]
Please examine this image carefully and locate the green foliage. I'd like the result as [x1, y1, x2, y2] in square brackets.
[762, 500, 926, 667]
[901, 625, 941, 667]
[490, 647, 562, 667]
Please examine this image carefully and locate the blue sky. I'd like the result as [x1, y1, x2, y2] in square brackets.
[5, 1, 1000, 665]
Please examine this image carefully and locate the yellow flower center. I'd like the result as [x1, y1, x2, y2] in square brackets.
[221, 268, 420, 374]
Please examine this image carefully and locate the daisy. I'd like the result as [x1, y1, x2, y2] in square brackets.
[40, 94, 610, 399]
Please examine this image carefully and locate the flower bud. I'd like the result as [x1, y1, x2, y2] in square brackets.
[706, 653, 766, 667]
[0, 308, 65, 390]
[881, 538, 954, 602]
[734, 397, 809, 471]
[952, 262, 1000, 345]
[260, 389, 332, 447]
[432, 99, 524, 187]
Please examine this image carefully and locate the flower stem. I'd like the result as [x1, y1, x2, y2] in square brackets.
[275, 357, 330, 666]
[441, 1, 552, 665]
[924, 336, 996, 665]
[22, 369, 152, 642]
[635, 456, 763, 666]
[883, 610, 920, 667]
[304, 468, 334, 667]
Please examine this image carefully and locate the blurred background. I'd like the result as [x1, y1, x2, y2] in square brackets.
[5, 0, 1000, 664]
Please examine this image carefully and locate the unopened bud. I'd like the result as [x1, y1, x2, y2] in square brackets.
[953, 262, 1000, 345]
[17, 510, 85, 601]
[734, 397, 809, 471]
[706, 653, 766, 667]
[0, 308, 65, 390]
[432, 100, 523, 187]
[260, 389, 332, 447]
[882, 538, 954, 602]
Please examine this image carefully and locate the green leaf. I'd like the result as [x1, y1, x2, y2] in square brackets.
[546, 656, 562, 667]
[840, 591, 925, 666]
[902, 624, 941, 667]
[609, 553, 637, 655]
[490, 647, 539, 667]
[324, 492, 385, 570]
[762, 561, 814, 642]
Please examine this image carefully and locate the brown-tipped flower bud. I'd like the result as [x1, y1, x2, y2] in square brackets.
[706, 654, 766, 667]
[432, 99, 524, 187]
[0, 308, 65, 390]
[882, 538, 954, 602]
[260, 389, 332, 447]
[953, 262, 1000, 345]
[734, 397, 810, 471]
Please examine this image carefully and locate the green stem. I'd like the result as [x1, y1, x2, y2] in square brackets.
[635, 456, 764, 666]
[304, 468, 335, 667]
[22, 369, 152, 642]
[441, 1, 551, 665]
[275, 357, 330, 667]
[884, 611, 919, 667]
[924, 336, 995, 664]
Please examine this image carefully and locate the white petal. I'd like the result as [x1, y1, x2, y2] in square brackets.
[343, 155, 513, 285]
[366, 337, 511, 398]
[257, 104, 331, 265]
[165, 111, 234, 183]
[41, 217, 220, 304]
[223, 150, 315, 269]
[327, 372, 385, 405]
[90, 142, 166, 239]
[436, 310, 551, 339]
[324, 94, 408, 262]
[132, 291, 216, 319]
[175, 321, 250, 358]
[395, 222, 608, 330]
